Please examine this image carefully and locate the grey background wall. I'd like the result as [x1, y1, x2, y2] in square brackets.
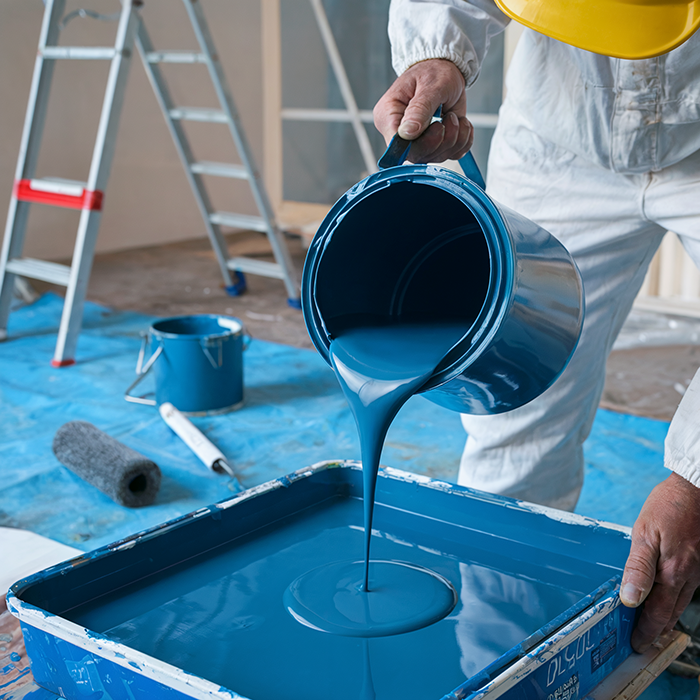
[0, 0, 504, 261]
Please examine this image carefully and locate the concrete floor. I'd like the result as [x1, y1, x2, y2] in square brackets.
[34, 230, 313, 349]
[31, 230, 700, 423]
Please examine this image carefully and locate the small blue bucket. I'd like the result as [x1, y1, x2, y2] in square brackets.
[125, 314, 247, 415]
[302, 162, 584, 415]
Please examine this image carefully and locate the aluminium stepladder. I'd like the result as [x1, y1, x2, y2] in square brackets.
[0, 0, 300, 368]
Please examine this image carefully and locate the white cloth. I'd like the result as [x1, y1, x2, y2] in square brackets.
[0, 527, 80, 596]
[389, 0, 700, 174]
[387, 0, 700, 507]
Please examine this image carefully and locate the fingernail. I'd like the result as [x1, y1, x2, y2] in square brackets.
[398, 120, 421, 138]
[621, 582, 643, 607]
[449, 112, 458, 126]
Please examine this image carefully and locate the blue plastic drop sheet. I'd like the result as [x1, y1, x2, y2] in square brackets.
[0, 294, 469, 550]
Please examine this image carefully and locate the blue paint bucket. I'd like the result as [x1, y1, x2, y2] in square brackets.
[302, 164, 584, 415]
[125, 315, 247, 415]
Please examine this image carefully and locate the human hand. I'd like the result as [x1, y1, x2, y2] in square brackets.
[373, 59, 473, 163]
[620, 471, 700, 652]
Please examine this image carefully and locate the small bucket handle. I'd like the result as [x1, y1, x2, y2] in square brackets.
[200, 329, 251, 369]
[124, 334, 162, 406]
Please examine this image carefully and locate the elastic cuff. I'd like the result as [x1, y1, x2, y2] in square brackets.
[665, 455, 700, 489]
[394, 48, 476, 87]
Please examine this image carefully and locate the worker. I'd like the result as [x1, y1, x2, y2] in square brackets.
[373, 0, 700, 655]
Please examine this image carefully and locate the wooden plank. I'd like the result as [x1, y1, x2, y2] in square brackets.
[584, 631, 690, 700]
[277, 200, 331, 242]
[0, 602, 47, 698]
[260, 0, 283, 210]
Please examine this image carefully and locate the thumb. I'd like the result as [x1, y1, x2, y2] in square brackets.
[620, 537, 658, 608]
[398, 95, 438, 140]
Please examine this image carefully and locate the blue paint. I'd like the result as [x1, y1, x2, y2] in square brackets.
[302, 164, 583, 415]
[10, 465, 638, 700]
[67, 498, 583, 699]
[284, 560, 457, 637]
[127, 314, 246, 415]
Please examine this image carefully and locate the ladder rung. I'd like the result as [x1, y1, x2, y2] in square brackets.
[5, 259, 71, 287]
[15, 178, 102, 211]
[41, 46, 118, 60]
[190, 162, 248, 179]
[145, 51, 207, 64]
[210, 212, 267, 232]
[169, 108, 227, 123]
[226, 258, 285, 280]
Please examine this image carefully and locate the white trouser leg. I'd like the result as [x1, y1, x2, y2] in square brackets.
[458, 103, 669, 510]
[644, 147, 700, 264]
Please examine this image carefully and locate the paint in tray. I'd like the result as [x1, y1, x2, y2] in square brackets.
[8, 463, 636, 700]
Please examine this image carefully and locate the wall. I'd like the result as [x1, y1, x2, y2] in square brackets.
[0, 0, 263, 260]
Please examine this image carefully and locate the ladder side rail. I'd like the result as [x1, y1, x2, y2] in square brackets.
[0, 0, 68, 338]
[183, 0, 300, 301]
[134, 20, 234, 288]
[85, 0, 140, 193]
[54, 1, 140, 364]
[308, 0, 377, 176]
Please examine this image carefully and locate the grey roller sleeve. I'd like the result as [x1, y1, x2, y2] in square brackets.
[53, 421, 161, 508]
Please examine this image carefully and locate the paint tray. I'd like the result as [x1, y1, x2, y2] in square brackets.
[8, 461, 636, 700]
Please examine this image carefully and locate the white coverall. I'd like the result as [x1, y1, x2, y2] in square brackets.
[389, 0, 700, 510]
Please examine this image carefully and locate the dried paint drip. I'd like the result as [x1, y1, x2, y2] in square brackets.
[285, 321, 465, 637]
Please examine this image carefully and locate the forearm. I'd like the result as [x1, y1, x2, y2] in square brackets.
[389, 0, 510, 86]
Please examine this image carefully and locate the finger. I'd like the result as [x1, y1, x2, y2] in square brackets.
[454, 117, 475, 160]
[408, 112, 474, 164]
[405, 121, 447, 163]
[433, 113, 475, 162]
[373, 97, 408, 146]
[631, 580, 682, 653]
[429, 112, 461, 163]
[661, 581, 696, 635]
[398, 94, 441, 140]
[621, 535, 658, 609]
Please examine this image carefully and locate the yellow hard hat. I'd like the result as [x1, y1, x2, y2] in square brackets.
[493, 0, 700, 59]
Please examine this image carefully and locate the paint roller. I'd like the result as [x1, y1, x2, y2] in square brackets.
[52, 421, 161, 507]
[158, 402, 243, 491]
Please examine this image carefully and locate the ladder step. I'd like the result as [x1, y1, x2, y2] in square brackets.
[169, 108, 227, 123]
[190, 162, 249, 179]
[41, 46, 118, 60]
[226, 258, 285, 280]
[15, 178, 102, 211]
[5, 258, 71, 287]
[210, 212, 267, 232]
[145, 51, 207, 64]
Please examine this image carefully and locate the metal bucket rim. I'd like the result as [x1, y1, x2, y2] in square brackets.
[150, 314, 244, 342]
[301, 165, 516, 388]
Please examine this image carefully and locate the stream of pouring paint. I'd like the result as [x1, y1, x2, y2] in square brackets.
[329, 321, 466, 591]
[282, 321, 466, 637]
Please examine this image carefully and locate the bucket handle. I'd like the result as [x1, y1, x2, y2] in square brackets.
[377, 105, 486, 190]
[124, 334, 162, 406]
[199, 330, 251, 370]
